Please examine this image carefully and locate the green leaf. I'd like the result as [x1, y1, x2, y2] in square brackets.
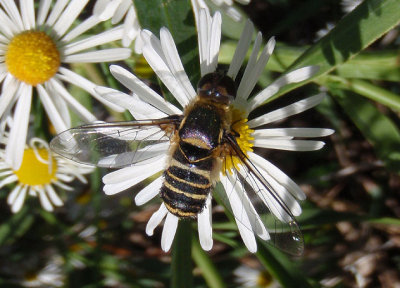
[0, 207, 34, 246]
[277, 0, 400, 97]
[330, 88, 400, 172]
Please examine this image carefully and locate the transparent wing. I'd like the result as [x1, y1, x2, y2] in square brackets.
[216, 133, 304, 256]
[50, 117, 179, 168]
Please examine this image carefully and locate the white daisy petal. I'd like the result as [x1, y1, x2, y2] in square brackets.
[160, 28, 197, 102]
[57, 67, 125, 113]
[248, 152, 306, 200]
[227, 19, 254, 80]
[0, 8, 17, 37]
[37, 84, 69, 133]
[46, 0, 69, 26]
[0, 76, 19, 118]
[5, 84, 32, 170]
[52, 0, 89, 39]
[248, 66, 320, 111]
[63, 48, 131, 63]
[252, 127, 335, 138]
[37, 188, 54, 212]
[161, 212, 179, 252]
[221, 174, 257, 253]
[0, 174, 18, 189]
[10, 185, 28, 213]
[143, 33, 190, 108]
[1, 0, 24, 32]
[20, 0, 35, 30]
[208, 12, 222, 73]
[96, 87, 168, 120]
[253, 139, 326, 151]
[7, 184, 22, 206]
[47, 78, 97, 123]
[37, 0, 51, 26]
[63, 26, 124, 55]
[146, 203, 168, 236]
[111, 0, 131, 24]
[197, 194, 213, 250]
[103, 155, 166, 195]
[135, 176, 163, 206]
[109, 65, 182, 115]
[45, 185, 63, 207]
[122, 6, 140, 47]
[248, 93, 326, 128]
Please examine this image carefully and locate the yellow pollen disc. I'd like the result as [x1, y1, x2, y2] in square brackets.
[224, 109, 254, 174]
[14, 148, 57, 186]
[5, 31, 60, 86]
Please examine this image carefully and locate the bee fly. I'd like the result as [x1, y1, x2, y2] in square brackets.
[50, 71, 303, 255]
[160, 72, 236, 218]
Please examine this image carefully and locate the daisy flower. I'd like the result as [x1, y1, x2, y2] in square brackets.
[83, 7, 332, 253]
[234, 265, 281, 288]
[0, 137, 93, 213]
[193, 0, 251, 21]
[0, 0, 131, 170]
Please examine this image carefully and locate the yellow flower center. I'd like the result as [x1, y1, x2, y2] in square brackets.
[14, 148, 57, 186]
[5, 31, 60, 86]
[223, 108, 254, 174]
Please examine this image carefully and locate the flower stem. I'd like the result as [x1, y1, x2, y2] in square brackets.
[171, 220, 193, 288]
[192, 236, 226, 288]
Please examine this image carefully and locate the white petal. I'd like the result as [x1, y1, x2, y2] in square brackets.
[103, 155, 166, 195]
[135, 176, 163, 206]
[221, 174, 257, 253]
[143, 32, 191, 108]
[161, 212, 179, 252]
[46, 0, 69, 26]
[93, 0, 121, 21]
[52, 0, 89, 39]
[252, 127, 335, 138]
[248, 93, 326, 128]
[45, 185, 63, 207]
[0, 174, 18, 189]
[0, 8, 17, 37]
[10, 185, 28, 213]
[208, 12, 222, 73]
[109, 65, 181, 115]
[227, 19, 254, 80]
[248, 66, 320, 112]
[57, 67, 125, 112]
[47, 78, 97, 123]
[37, 0, 52, 26]
[146, 203, 168, 236]
[96, 88, 167, 120]
[248, 152, 306, 200]
[20, 0, 35, 30]
[37, 188, 54, 211]
[160, 28, 196, 102]
[62, 26, 124, 55]
[5, 84, 32, 170]
[253, 139, 326, 151]
[63, 48, 131, 63]
[7, 183, 22, 205]
[37, 84, 69, 133]
[236, 37, 275, 102]
[0, 76, 19, 118]
[61, 16, 100, 43]
[1, 0, 24, 32]
[197, 194, 213, 251]
[111, 0, 131, 24]
[121, 6, 140, 47]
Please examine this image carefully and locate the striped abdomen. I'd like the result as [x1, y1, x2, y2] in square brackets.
[160, 103, 224, 218]
[160, 143, 213, 218]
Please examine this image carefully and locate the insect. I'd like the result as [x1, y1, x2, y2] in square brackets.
[50, 72, 303, 255]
